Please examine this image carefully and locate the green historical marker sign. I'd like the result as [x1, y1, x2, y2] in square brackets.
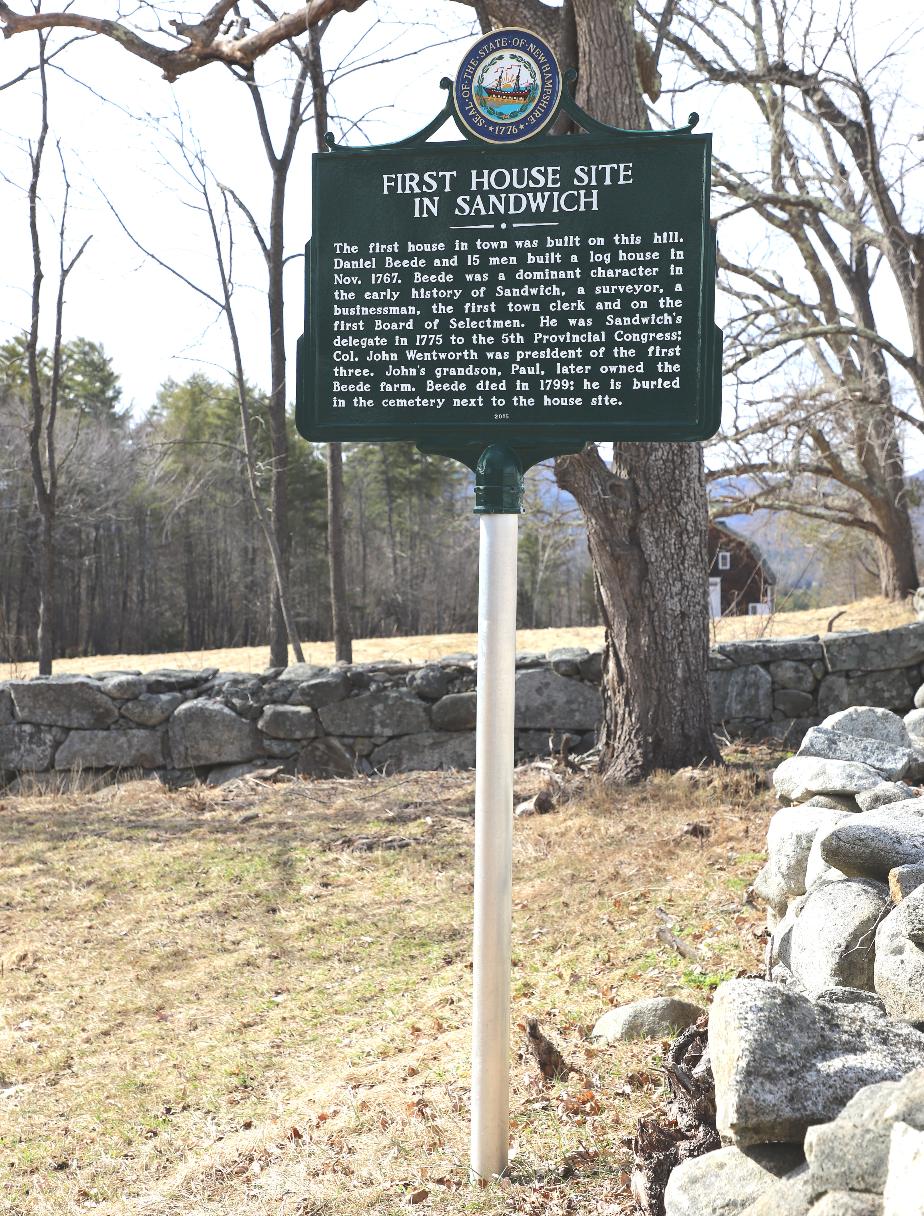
[296, 71, 720, 464]
[294, 29, 723, 1186]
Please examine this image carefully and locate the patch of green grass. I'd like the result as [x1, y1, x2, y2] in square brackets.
[682, 965, 740, 991]
[725, 875, 750, 891]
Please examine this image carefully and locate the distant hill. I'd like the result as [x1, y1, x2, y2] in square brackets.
[711, 470, 924, 598]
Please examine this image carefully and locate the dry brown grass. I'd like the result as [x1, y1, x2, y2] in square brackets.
[2, 595, 914, 680]
[708, 594, 915, 643]
[0, 753, 778, 1216]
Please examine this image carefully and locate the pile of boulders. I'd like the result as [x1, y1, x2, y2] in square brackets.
[661, 704, 924, 1215]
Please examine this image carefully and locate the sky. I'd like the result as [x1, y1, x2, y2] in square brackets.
[0, 0, 922, 441]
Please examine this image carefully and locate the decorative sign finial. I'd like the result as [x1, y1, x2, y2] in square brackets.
[453, 28, 562, 144]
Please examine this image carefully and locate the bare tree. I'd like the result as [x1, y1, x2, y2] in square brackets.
[307, 19, 353, 662]
[20, 32, 91, 673]
[649, 0, 924, 598]
[189, 139, 310, 663]
[98, 109, 313, 663]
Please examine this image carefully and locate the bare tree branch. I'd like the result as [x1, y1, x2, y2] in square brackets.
[0, 0, 370, 81]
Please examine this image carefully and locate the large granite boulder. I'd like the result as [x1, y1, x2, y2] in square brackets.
[904, 708, 924, 743]
[770, 879, 890, 995]
[710, 980, 924, 1144]
[875, 887, 924, 1022]
[0, 686, 13, 726]
[55, 730, 164, 769]
[809, 1196, 883, 1215]
[822, 707, 913, 748]
[405, 665, 451, 701]
[823, 625, 924, 674]
[370, 731, 476, 772]
[578, 650, 604, 682]
[770, 661, 816, 692]
[514, 668, 601, 730]
[290, 671, 352, 708]
[804, 832, 850, 894]
[505, 666, 598, 729]
[548, 646, 590, 676]
[120, 692, 182, 726]
[591, 997, 703, 1043]
[169, 699, 262, 767]
[797, 727, 914, 783]
[738, 1166, 813, 1214]
[774, 755, 881, 804]
[888, 864, 924, 903]
[806, 793, 860, 812]
[755, 805, 851, 913]
[819, 673, 915, 719]
[803, 1069, 924, 1197]
[856, 783, 919, 812]
[318, 690, 430, 737]
[296, 737, 355, 777]
[710, 665, 774, 722]
[818, 804, 924, 881]
[664, 1145, 805, 1216]
[9, 678, 118, 729]
[216, 678, 267, 720]
[99, 674, 146, 700]
[431, 692, 477, 731]
[716, 638, 823, 665]
[146, 668, 217, 692]
[257, 705, 320, 740]
[0, 723, 57, 770]
[277, 663, 324, 682]
[883, 1121, 924, 1216]
[774, 689, 814, 717]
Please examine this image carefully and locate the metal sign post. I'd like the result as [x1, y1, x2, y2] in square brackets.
[294, 25, 721, 1189]
[470, 446, 523, 1182]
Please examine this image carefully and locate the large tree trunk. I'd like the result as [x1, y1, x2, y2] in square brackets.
[554, 0, 720, 779]
[556, 445, 717, 780]
[856, 314, 919, 600]
[871, 433, 918, 601]
[872, 497, 919, 600]
[869, 385, 918, 601]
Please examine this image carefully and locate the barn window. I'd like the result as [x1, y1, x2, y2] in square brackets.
[717, 551, 731, 571]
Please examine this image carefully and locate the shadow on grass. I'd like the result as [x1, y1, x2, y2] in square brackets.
[0, 769, 481, 854]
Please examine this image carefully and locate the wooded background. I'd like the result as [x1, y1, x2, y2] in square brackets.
[0, 340, 595, 661]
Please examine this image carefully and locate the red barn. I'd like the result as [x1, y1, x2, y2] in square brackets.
[708, 521, 776, 617]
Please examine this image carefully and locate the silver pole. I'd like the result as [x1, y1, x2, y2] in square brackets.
[470, 511, 518, 1183]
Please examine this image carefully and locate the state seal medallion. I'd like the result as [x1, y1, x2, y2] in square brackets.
[454, 29, 561, 144]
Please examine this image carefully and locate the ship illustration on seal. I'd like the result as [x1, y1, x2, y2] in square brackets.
[483, 62, 531, 104]
[473, 51, 540, 121]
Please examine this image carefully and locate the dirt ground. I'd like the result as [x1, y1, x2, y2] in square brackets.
[0, 753, 778, 1215]
[3, 595, 914, 680]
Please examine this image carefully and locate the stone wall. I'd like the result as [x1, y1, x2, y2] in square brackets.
[708, 621, 924, 741]
[662, 704, 924, 1216]
[0, 649, 603, 786]
[4, 621, 924, 785]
